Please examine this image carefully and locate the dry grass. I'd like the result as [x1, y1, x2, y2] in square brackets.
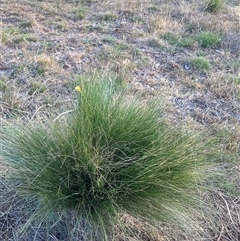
[1, 0, 240, 240]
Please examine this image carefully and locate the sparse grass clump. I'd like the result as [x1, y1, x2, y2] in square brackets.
[13, 34, 37, 44]
[162, 32, 180, 45]
[74, 8, 85, 20]
[0, 82, 20, 114]
[190, 56, 211, 72]
[206, 0, 223, 12]
[1, 76, 215, 239]
[146, 38, 162, 48]
[97, 13, 117, 22]
[162, 32, 195, 47]
[197, 31, 221, 48]
[148, 5, 158, 12]
[18, 21, 33, 29]
[29, 81, 47, 94]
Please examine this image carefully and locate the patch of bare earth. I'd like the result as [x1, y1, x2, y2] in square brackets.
[1, 0, 239, 240]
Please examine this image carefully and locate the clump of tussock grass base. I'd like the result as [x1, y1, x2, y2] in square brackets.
[1, 75, 215, 240]
[205, 0, 223, 12]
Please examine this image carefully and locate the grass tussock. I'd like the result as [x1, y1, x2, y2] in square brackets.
[1, 75, 216, 240]
[197, 31, 221, 48]
[206, 0, 223, 12]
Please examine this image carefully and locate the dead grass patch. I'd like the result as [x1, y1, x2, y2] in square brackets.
[206, 72, 240, 99]
[114, 214, 163, 241]
[147, 15, 182, 34]
[33, 54, 62, 74]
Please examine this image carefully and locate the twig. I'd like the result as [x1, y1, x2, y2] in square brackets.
[53, 110, 74, 122]
[217, 225, 224, 241]
[219, 193, 234, 225]
[26, 105, 49, 127]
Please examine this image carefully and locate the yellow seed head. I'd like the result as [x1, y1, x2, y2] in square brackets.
[75, 86, 82, 93]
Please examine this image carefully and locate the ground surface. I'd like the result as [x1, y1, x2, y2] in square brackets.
[0, 0, 240, 240]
